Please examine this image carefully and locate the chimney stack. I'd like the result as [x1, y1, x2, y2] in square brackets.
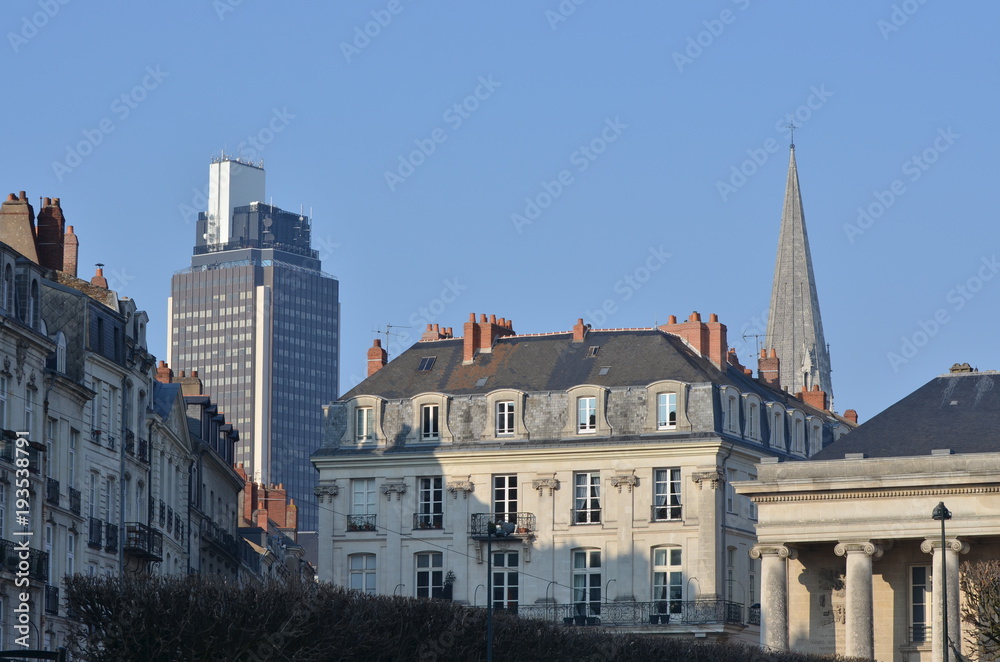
[367, 339, 387, 376]
[35, 197, 65, 272]
[658, 311, 728, 370]
[843, 409, 859, 425]
[0, 191, 39, 262]
[63, 225, 79, 277]
[797, 384, 828, 412]
[758, 348, 781, 390]
[90, 264, 108, 289]
[155, 360, 174, 384]
[572, 318, 589, 342]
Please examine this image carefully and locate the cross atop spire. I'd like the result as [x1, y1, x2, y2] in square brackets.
[764, 143, 833, 400]
[786, 121, 798, 149]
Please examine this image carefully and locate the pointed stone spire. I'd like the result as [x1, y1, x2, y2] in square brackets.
[764, 145, 832, 400]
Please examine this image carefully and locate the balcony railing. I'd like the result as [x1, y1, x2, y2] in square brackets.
[748, 604, 761, 626]
[911, 624, 930, 644]
[124, 522, 163, 562]
[202, 519, 239, 558]
[91, 429, 102, 445]
[124, 429, 135, 455]
[45, 584, 59, 615]
[69, 487, 81, 515]
[513, 600, 746, 627]
[138, 437, 149, 463]
[0, 436, 13, 462]
[413, 513, 444, 530]
[106, 435, 116, 451]
[46, 477, 60, 505]
[88, 517, 103, 549]
[175, 514, 183, 540]
[470, 512, 536, 537]
[105, 523, 119, 554]
[0, 539, 48, 581]
[346, 514, 377, 532]
[650, 504, 682, 522]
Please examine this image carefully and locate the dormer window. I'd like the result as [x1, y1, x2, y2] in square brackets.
[577, 397, 597, 433]
[657, 393, 677, 430]
[355, 407, 373, 442]
[421, 404, 440, 440]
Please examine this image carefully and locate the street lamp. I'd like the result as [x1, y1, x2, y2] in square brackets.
[932, 501, 952, 662]
[487, 520, 515, 662]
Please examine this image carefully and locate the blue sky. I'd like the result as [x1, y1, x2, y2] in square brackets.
[3, 0, 997, 422]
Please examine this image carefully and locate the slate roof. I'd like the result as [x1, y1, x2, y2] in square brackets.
[343, 328, 830, 417]
[152, 381, 182, 418]
[810, 370, 1000, 460]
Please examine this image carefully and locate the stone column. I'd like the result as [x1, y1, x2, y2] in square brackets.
[834, 541, 882, 659]
[313, 483, 339, 583]
[750, 544, 794, 651]
[921, 538, 969, 662]
[692, 469, 725, 599]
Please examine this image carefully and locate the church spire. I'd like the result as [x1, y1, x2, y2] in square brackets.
[764, 144, 832, 400]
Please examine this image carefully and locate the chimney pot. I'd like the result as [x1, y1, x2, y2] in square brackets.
[490, 314, 497, 324]
[480, 314, 488, 323]
[709, 313, 718, 322]
[844, 409, 859, 425]
[18, 191, 26, 201]
[667, 315, 677, 324]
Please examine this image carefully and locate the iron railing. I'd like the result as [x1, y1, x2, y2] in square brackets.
[413, 513, 444, 530]
[513, 600, 746, 627]
[347, 514, 377, 532]
[470, 512, 536, 537]
[88, 517, 103, 549]
[138, 437, 149, 463]
[911, 624, 930, 643]
[69, 487, 81, 515]
[105, 523, 119, 553]
[124, 428, 135, 455]
[46, 477, 60, 505]
[0, 538, 48, 581]
[202, 519, 239, 558]
[650, 504, 682, 521]
[748, 604, 761, 626]
[45, 584, 59, 615]
[124, 522, 163, 561]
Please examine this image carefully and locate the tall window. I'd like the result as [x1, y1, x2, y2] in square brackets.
[492, 551, 519, 612]
[88, 473, 97, 518]
[794, 418, 805, 453]
[24, 389, 33, 436]
[355, 407, 373, 442]
[747, 403, 758, 440]
[911, 566, 930, 643]
[657, 393, 677, 429]
[68, 429, 78, 489]
[493, 475, 517, 523]
[417, 477, 443, 528]
[45, 419, 56, 479]
[577, 397, 596, 433]
[748, 473, 757, 520]
[652, 468, 682, 521]
[496, 401, 515, 436]
[574, 472, 601, 524]
[726, 395, 737, 433]
[349, 553, 376, 594]
[572, 549, 601, 617]
[1, 264, 10, 311]
[421, 404, 439, 440]
[415, 552, 443, 599]
[0, 376, 7, 429]
[351, 479, 376, 515]
[106, 476, 116, 522]
[45, 524, 54, 583]
[726, 468, 738, 514]
[652, 547, 683, 617]
[771, 411, 783, 448]
[67, 533, 76, 576]
[727, 547, 736, 600]
[0, 486, 5, 537]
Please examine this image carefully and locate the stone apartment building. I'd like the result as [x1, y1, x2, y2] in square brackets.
[312, 312, 854, 640]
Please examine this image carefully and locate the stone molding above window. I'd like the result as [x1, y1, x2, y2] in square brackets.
[563, 385, 611, 438]
[643, 380, 691, 433]
[340, 396, 386, 446]
[409, 392, 453, 444]
[482, 389, 529, 441]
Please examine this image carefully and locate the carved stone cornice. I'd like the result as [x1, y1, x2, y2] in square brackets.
[834, 541, 884, 558]
[610, 473, 637, 493]
[691, 470, 724, 490]
[447, 478, 474, 499]
[313, 483, 339, 503]
[750, 544, 796, 560]
[381, 481, 407, 500]
[532, 477, 559, 496]
[920, 538, 970, 555]
[752, 485, 1000, 503]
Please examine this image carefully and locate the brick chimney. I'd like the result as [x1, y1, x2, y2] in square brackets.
[0, 191, 39, 262]
[797, 384, 828, 411]
[463, 313, 515, 364]
[174, 369, 204, 396]
[91, 264, 108, 289]
[36, 197, 65, 272]
[367, 339, 387, 376]
[758, 349, 781, 390]
[421, 324, 453, 341]
[63, 225, 79, 277]
[572, 318, 589, 342]
[155, 360, 174, 384]
[658, 311, 727, 370]
[843, 409, 859, 425]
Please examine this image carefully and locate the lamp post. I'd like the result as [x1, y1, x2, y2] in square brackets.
[932, 501, 952, 662]
[486, 520, 515, 662]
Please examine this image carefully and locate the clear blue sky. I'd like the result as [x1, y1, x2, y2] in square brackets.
[3, 1, 997, 422]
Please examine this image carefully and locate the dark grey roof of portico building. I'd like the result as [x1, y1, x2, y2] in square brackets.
[810, 366, 1000, 460]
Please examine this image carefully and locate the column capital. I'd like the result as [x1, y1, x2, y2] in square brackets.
[314, 483, 339, 503]
[692, 469, 724, 490]
[835, 541, 884, 558]
[532, 477, 560, 496]
[920, 538, 970, 555]
[750, 544, 796, 560]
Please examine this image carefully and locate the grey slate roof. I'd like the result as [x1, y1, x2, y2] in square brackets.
[810, 371, 1000, 460]
[343, 328, 829, 416]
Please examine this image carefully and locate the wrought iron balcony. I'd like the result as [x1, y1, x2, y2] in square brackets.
[202, 519, 239, 558]
[138, 437, 149, 463]
[45, 477, 60, 505]
[512, 599, 746, 627]
[105, 523, 119, 554]
[748, 604, 761, 626]
[0, 539, 48, 582]
[45, 584, 59, 615]
[105, 435, 116, 451]
[0, 435, 13, 462]
[650, 504, 682, 522]
[124, 522, 163, 562]
[412, 513, 443, 530]
[88, 517, 103, 549]
[124, 429, 135, 455]
[470, 512, 536, 538]
[69, 487, 81, 515]
[346, 514, 377, 532]
[174, 514, 183, 540]
[91, 429, 102, 445]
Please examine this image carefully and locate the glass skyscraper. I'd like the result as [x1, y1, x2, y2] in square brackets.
[168, 157, 339, 531]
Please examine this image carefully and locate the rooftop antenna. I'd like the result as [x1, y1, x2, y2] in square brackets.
[372, 323, 411, 361]
[786, 121, 798, 149]
[742, 330, 764, 358]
